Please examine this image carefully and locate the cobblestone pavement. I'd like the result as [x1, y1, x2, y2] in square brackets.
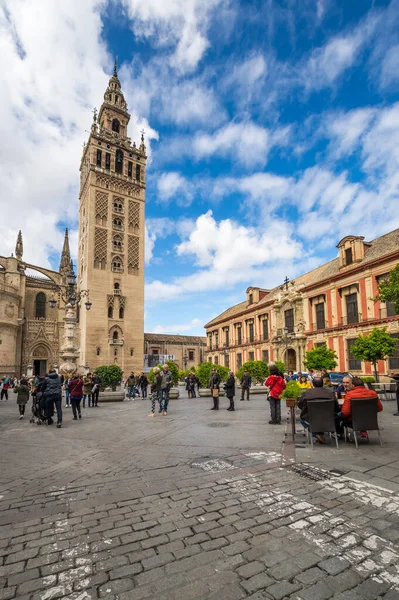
[1, 393, 399, 599]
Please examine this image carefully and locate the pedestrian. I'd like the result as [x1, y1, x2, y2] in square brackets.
[209, 367, 221, 411]
[268, 362, 284, 378]
[160, 364, 173, 415]
[42, 369, 63, 428]
[148, 367, 162, 417]
[64, 377, 71, 407]
[240, 368, 252, 401]
[14, 378, 30, 419]
[91, 372, 102, 406]
[68, 375, 84, 420]
[1, 377, 10, 401]
[125, 372, 137, 399]
[190, 374, 197, 398]
[138, 372, 148, 398]
[265, 364, 286, 424]
[82, 373, 92, 408]
[224, 371, 236, 411]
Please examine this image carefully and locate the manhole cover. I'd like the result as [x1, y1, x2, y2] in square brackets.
[286, 464, 341, 481]
[208, 422, 231, 428]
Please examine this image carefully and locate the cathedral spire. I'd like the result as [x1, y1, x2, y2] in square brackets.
[15, 230, 23, 260]
[59, 228, 71, 276]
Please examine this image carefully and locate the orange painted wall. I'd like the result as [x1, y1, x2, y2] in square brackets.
[326, 290, 333, 327]
[371, 275, 380, 318]
[359, 278, 368, 319]
[338, 336, 345, 371]
[336, 290, 342, 324]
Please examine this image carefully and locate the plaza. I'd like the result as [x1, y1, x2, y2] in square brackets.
[1, 391, 399, 599]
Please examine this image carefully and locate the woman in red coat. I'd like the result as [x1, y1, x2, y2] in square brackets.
[68, 376, 84, 421]
[265, 364, 286, 425]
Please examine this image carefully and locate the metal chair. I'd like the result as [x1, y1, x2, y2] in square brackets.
[344, 398, 382, 449]
[307, 399, 339, 450]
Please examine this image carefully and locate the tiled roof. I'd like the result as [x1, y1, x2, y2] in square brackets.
[205, 228, 399, 327]
[144, 333, 206, 344]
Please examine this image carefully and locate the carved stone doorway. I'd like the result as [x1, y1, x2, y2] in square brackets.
[34, 360, 47, 376]
[286, 348, 296, 371]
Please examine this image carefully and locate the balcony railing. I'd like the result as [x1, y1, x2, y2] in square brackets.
[112, 266, 124, 273]
[113, 223, 123, 231]
[312, 322, 328, 331]
[112, 206, 124, 214]
[113, 289, 121, 295]
[341, 314, 362, 326]
[109, 339, 124, 346]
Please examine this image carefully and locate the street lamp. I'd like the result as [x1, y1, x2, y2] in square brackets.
[183, 350, 188, 370]
[49, 261, 91, 311]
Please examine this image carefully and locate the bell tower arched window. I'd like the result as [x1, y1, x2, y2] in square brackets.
[113, 330, 119, 341]
[112, 118, 120, 133]
[35, 292, 46, 319]
[115, 149, 123, 174]
[108, 305, 113, 319]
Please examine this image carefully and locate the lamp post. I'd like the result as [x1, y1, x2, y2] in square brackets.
[281, 327, 291, 369]
[183, 350, 188, 371]
[49, 261, 92, 374]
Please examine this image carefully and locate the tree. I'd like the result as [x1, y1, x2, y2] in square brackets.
[95, 364, 124, 391]
[350, 328, 397, 382]
[178, 369, 185, 382]
[195, 362, 229, 388]
[236, 360, 269, 384]
[304, 345, 338, 371]
[375, 264, 399, 313]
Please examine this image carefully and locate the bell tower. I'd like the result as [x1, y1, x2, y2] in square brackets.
[78, 63, 146, 373]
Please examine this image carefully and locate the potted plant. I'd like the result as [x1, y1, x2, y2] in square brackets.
[281, 380, 302, 407]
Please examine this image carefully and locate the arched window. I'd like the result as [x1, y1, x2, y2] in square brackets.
[114, 283, 120, 290]
[113, 330, 119, 341]
[112, 118, 120, 133]
[35, 292, 46, 318]
[108, 305, 113, 318]
[115, 149, 123, 174]
[119, 307, 124, 319]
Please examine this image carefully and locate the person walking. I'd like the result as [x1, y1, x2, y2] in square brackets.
[240, 369, 252, 401]
[209, 368, 221, 410]
[14, 378, 30, 419]
[64, 377, 71, 408]
[265, 364, 286, 424]
[149, 367, 162, 417]
[91, 372, 102, 406]
[125, 372, 137, 399]
[82, 373, 92, 408]
[42, 369, 63, 428]
[225, 371, 236, 411]
[138, 372, 148, 398]
[68, 376, 84, 420]
[160, 365, 173, 415]
[1, 377, 10, 401]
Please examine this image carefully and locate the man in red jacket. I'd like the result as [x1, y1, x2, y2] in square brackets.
[340, 376, 383, 438]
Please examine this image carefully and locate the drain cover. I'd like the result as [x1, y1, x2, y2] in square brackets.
[286, 464, 340, 481]
[208, 422, 231, 428]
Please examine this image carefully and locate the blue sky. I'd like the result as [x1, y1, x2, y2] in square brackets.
[1, 0, 399, 335]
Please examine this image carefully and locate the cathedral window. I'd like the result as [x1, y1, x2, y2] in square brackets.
[136, 164, 141, 181]
[35, 292, 46, 319]
[113, 330, 119, 341]
[105, 153, 111, 170]
[96, 149, 102, 167]
[108, 305, 113, 319]
[115, 149, 123, 174]
[119, 307, 124, 319]
[112, 118, 120, 133]
[128, 161, 133, 178]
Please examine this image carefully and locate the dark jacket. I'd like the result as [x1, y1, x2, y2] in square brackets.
[138, 375, 148, 387]
[14, 384, 30, 405]
[209, 372, 221, 390]
[42, 372, 62, 399]
[225, 375, 235, 398]
[151, 373, 162, 392]
[161, 371, 173, 390]
[297, 387, 338, 421]
[240, 373, 252, 389]
[68, 378, 84, 398]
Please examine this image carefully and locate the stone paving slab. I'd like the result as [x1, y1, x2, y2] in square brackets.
[1, 393, 399, 599]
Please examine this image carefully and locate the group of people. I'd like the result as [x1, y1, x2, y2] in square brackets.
[0, 376, 18, 400]
[185, 372, 199, 398]
[124, 372, 149, 399]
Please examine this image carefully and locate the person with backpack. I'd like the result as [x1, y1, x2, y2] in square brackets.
[265, 364, 286, 424]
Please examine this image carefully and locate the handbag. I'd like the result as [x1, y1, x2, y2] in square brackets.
[212, 388, 219, 398]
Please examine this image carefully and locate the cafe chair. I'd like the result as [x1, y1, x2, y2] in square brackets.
[307, 399, 339, 450]
[344, 398, 382, 449]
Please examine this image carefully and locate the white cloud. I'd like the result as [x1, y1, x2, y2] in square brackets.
[152, 318, 202, 334]
[380, 44, 399, 89]
[157, 172, 193, 204]
[325, 108, 375, 158]
[161, 79, 225, 126]
[145, 218, 175, 264]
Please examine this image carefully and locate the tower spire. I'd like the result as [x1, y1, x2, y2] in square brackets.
[15, 230, 23, 261]
[114, 56, 118, 76]
[59, 228, 71, 276]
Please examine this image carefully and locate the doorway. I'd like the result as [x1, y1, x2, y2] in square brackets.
[34, 360, 47, 376]
[286, 349, 296, 371]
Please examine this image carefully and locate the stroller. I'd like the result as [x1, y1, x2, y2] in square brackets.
[30, 389, 47, 425]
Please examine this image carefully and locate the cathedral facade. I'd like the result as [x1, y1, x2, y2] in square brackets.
[0, 66, 146, 377]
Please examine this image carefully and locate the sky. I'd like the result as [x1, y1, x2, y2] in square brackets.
[1, 0, 399, 336]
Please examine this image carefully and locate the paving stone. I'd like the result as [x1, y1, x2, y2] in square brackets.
[240, 572, 275, 594]
[267, 560, 302, 581]
[236, 561, 265, 579]
[319, 556, 351, 575]
[109, 562, 143, 578]
[266, 580, 302, 600]
[98, 578, 135, 597]
[296, 567, 325, 585]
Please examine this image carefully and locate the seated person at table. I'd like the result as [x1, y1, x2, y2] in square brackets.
[338, 376, 383, 439]
[298, 375, 312, 390]
[323, 377, 335, 392]
[297, 377, 338, 444]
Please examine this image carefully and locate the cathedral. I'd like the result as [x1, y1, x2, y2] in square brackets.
[0, 65, 146, 377]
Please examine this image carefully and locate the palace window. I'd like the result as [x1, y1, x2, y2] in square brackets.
[389, 334, 399, 370]
[225, 353, 230, 368]
[96, 149, 102, 167]
[236, 353, 242, 369]
[345, 247, 353, 266]
[284, 308, 294, 333]
[35, 292, 46, 319]
[346, 293, 359, 324]
[214, 356, 218, 365]
[189, 350, 194, 361]
[248, 322, 254, 343]
[112, 119, 120, 133]
[262, 318, 269, 340]
[128, 161, 133, 178]
[105, 152, 111, 170]
[248, 351, 254, 361]
[237, 327, 242, 345]
[315, 303, 326, 330]
[225, 329, 229, 347]
[262, 349, 269, 363]
[215, 333, 219, 348]
[347, 338, 361, 370]
[115, 149, 123, 174]
[136, 164, 141, 181]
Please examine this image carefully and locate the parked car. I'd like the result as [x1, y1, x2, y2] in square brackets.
[328, 372, 352, 386]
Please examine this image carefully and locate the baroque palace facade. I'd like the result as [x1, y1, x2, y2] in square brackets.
[0, 66, 146, 377]
[205, 230, 399, 377]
